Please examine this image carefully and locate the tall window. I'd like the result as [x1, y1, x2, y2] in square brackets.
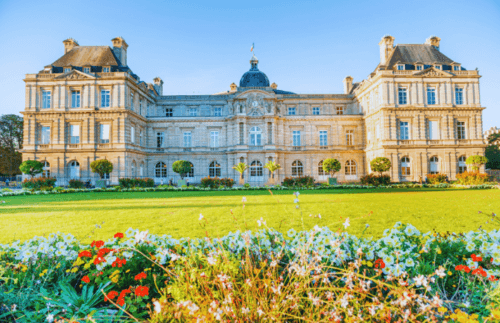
[42, 91, 51, 109]
[155, 162, 167, 178]
[288, 107, 296, 115]
[291, 160, 303, 177]
[267, 123, 273, 144]
[69, 161, 80, 179]
[250, 127, 262, 146]
[427, 87, 436, 105]
[165, 108, 173, 117]
[130, 93, 134, 110]
[139, 163, 144, 177]
[336, 106, 344, 115]
[214, 107, 222, 116]
[41, 126, 51, 144]
[157, 132, 164, 148]
[456, 121, 466, 139]
[458, 156, 467, 173]
[398, 88, 407, 105]
[100, 124, 110, 143]
[319, 131, 328, 147]
[429, 156, 439, 174]
[455, 88, 463, 105]
[183, 132, 192, 147]
[131, 126, 135, 144]
[292, 131, 301, 146]
[312, 107, 320, 115]
[131, 161, 136, 177]
[209, 161, 221, 177]
[189, 108, 197, 117]
[401, 157, 411, 176]
[101, 90, 110, 107]
[187, 162, 194, 178]
[346, 130, 354, 145]
[42, 161, 50, 177]
[211, 131, 219, 148]
[345, 160, 357, 176]
[428, 120, 440, 140]
[239, 123, 244, 145]
[399, 121, 409, 140]
[250, 161, 263, 177]
[318, 160, 326, 176]
[70, 125, 80, 144]
[71, 90, 81, 108]
[139, 130, 143, 146]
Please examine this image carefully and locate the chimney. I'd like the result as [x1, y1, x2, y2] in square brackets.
[270, 82, 278, 90]
[230, 82, 237, 91]
[153, 77, 164, 95]
[378, 35, 395, 65]
[425, 36, 441, 51]
[111, 37, 129, 66]
[63, 38, 79, 54]
[343, 76, 353, 94]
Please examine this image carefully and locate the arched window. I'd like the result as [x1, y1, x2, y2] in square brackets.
[131, 161, 136, 177]
[249, 127, 262, 146]
[187, 162, 194, 178]
[69, 161, 80, 179]
[155, 162, 167, 178]
[250, 160, 263, 177]
[429, 156, 439, 174]
[140, 162, 144, 177]
[43, 161, 50, 177]
[318, 160, 326, 176]
[209, 161, 221, 177]
[401, 157, 411, 176]
[345, 160, 357, 176]
[292, 160, 303, 177]
[458, 156, 467, 174]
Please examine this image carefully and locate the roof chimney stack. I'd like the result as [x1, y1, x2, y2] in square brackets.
[153, 77, 164, 95]
[63, 38, 79, 54]
[343, 76, 353, 94]
[111, 37, 129, 66]
[425, 36, 441, 51]
[379, 35, 395, 65]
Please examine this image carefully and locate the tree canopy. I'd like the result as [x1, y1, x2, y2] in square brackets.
[172, 160, 192, 179]
[370, 157, 392, 176]
[0, 114, 23, 176]
[90, 159, 113, 179]
[322, 158, 341, 177]
[19, 160, 44, 178]
[486, 133, 500, 170]
[465, 155, 488, 172]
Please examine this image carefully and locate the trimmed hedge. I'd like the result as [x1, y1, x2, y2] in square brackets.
[22, 177, 56, 190]
[360, 174, 391, 186]
[282, 176, 315, 187]
[118, 178, 155, 188]
[200, 177, 235, 188]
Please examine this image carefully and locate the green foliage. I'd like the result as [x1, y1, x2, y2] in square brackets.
[118, 178, 155, 188]
[360, 174, 391, 186]
[243, 183, 251, 188]
[22, 177, 56, 190]
[264, 161, 281, 178]
[466, 155, 488, 172]
[283, 176, 315, 187]
[68, 179, 85, 189]
[233, 162, 248, 177]
[322, 158, 341, 177]
[370, 157, 392, 175]
[486, 134, 500, 170]
[90, 159, 113, 179]
[19, 160, 44, 178]
[456, 171, 490, 185]
[172, 160, 192, 179]
[426, 173, 448, 184]
[200, 177, 235, 188]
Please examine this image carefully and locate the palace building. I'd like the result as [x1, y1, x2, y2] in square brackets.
[20, 36, 486, 185]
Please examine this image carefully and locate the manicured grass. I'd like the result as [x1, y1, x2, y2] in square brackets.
[1, 188, 499, 243]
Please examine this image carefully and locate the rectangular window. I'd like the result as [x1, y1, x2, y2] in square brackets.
[346, 130, 354, 145]
[428, 120, 440, 140]
[455, 88, 463, 105]
[183, 132, 192, 147]
[319, 130, 328, 147]
[64, 68, 71, 73]
[312, 107, 320, 115]
[101, 90, 110, 107]
[70, 125, 80, 144]
[397, 65, 404, 70]
[454, 65, 460, 71]
[398, 88, 407, 105]
[336, 106, 344, 115]
[130, 93, 134, 110]
[165, 108, 173, 117]
[71, 90, 81, 108]
[157, 132, 164, 148]
[416, 65, 423, 71]
[211, 131, 219, 148]
[41, 126, 50, 144]
[131, 126, 135, 144]
[103, 67, 110, 73]
[288, 107, 296, 115]
[435, 65, 441, 70]
[100, 124, 110, 143]
[427, 87, 436, 105]
[214, 107, 222, 116]
[292, 131, 301, 146]
[83, 67, 90, 73]
[457, 121, 466, 140]
[239, 123, 244, 145]
[189, 108, 197, 117]
[399, 121, 409, 140]
[139, 130, 143, 146]
[42, 91, 51, 109]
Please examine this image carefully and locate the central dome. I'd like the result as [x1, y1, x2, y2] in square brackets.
[239, 55, 270, 87]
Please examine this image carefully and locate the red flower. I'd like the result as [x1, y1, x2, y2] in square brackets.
[114, 232, 124, 239]
[455, 265, 471, 273]
[91, 240, 105, 248]
[116, 297, 125, 306]
[471, 254, 483, 262]
[489, 275, 498, 282]
[93, 256, 106, 265]
[82, 275, 90, 283]
[374, 259, 386, 269]
[112, 258, 126, 268]
[97, 248, 111, 258]
[135, 285, 149, 297]
[105, 290, 119, 301]
[78, 250, 92, 258]
[472, 266, 487, 277]
[134, 272, 147, 281]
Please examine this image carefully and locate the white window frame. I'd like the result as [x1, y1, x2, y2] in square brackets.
[189, 108, 198, 117]
[398, 87, 407, 105]
[288, 107, 296, 115]
[183, 132, 192, 147]
[397, 64, 404, 70]
[103, 67, 110, 73]
[429, 156, 439, 174]
[249, 127, 262, 146]
[292, 130, 301, 147]
[157, 132, 164, 148]
[427, 87, 436, 105]
[100, 124, 110, 144]
[131, 126, 135, 144]
[416, 65, 423, 71]
[165, 108, 173, 117]
[209, 161, 221, 177]
[83, 67, 90, 73]
[345, 129, 354, 145]
[345, 160, 357, 176]
[41, 126, 51, 144]
[458, 156, 467, 173]
[64, 67, 71, 73]
[211, 131, 219, 148]
[455, 87, 464, 105]
[42, 90, 51, 109]
[427, 120, 440, 140]
[214, 107, 222, 117]
[312, 107, 320, 115]
[401, 157, 411, 176]
[319, 130, 328, 147]
[456, 121, 467, 140]
[71, 90, 81, 108]
[336, 106, 344, 115]
[399, 121, 410, 140]
[155, 162, 167, 178]
[101, 89, 110, 108]
[70, 125, 80, 144]
[291, 160, 303, 177]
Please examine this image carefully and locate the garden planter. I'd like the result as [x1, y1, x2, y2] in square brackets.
[177, 179, 186, 187]
[95, 180, 107, 188]
[328, 177, 337, 185]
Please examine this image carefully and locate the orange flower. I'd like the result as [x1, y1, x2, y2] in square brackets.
[114, 232, 124, 239]
[135, 286, 149, 297]
[82, 275, 90, 283]
[134, 272, 147, 281]
[105, 290, 118, 301]
[78, 250, 92, 258]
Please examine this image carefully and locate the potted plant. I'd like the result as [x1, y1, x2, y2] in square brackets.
[232, 162, 248, 186]
[264, 160, 281, 185]
[172, 160, 192, 186]
[90, 159, 113, 188]
[322, 158, 341, 185]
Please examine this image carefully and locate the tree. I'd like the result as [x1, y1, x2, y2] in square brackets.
[90, 159, 113, 179]
[19, 160, 44, 178]
[466, 155, 488, 173]
[172, 160, 192, 180]
[264, 161, 281, 179]
[232, 162, 248, 184]
[485, 133, 500, 170]
[370, 157, 392, 176]
[0, 114, 23, 176]
[0, 147, 22, 176]
[322, 158, 341, 177]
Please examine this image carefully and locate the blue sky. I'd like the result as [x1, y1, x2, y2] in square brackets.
[0, 0, 499, 130]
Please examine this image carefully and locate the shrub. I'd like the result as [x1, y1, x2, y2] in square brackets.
[118, 178, 155, 188]
[22, 177, 56, 190]
[243, 183, 251, 188]
[370, 157, 392, 175]
[283, 176, 315, 187]
[322, 158, 341, 177]
[456, 171, 490, 185]
[200, 177, 221, 188]
[360, 174, 391, 186]
[19, 160, 44, 178]
[427, 173, 448, 184]
[219, 178, 235, 188]
[68, 179, 85, 189]
[172, 160, 192, 179]
[90, 159, 113, 179]
[466, 155, 488, 172]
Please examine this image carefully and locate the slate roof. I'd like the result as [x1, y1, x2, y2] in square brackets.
[51, 46, 124, 67]
[383, 44, 455, 69]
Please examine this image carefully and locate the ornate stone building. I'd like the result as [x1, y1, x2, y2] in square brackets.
[20, 36, 486, 185]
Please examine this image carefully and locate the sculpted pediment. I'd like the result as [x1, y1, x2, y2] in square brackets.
[414, 67, 453, 78]
[55, 70, 96, 80]
[232, 90, 276, 116]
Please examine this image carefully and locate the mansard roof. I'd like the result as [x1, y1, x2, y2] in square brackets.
[384, 44, 455, 69]
[51, 46, 124, 67]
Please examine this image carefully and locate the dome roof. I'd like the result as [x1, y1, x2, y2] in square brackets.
[239, 55, 270, 87]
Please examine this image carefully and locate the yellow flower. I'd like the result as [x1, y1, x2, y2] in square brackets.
[21, 266, 28, 273]
[56, 263, 61, 269]
[438, 307, 447, 313]
[70, 267, 78, 273]
[39, 269, 48, 277]
[126, 269, 131, 273]
[111, 276, 119, 283]
[448, 271, 452, 276]
[366, 261, 373, 267]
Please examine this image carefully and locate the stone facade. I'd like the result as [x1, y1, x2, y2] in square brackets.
[20, 36, 487, 185]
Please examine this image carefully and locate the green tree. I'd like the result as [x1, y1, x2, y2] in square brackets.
[264, 161, 281, 179]
[19, 160, 44, 178]
[0, 147, 22, 176]
[172, 160, 192, 179]
[485, 133, 500, 170]
[370, 157, 392, 176]
[0, 114, 23, 176]
[232, 162, 248, 183]
[90, 159, 113, 179]
[466, 155, 488, 172]
[322, 158, 341, 177]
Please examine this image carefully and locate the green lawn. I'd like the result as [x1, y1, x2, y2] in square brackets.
[1, 188, 499, 243]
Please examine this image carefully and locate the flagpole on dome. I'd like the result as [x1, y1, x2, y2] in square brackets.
[251, 42, 255, 57]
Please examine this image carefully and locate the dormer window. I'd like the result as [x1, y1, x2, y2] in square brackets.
[397, 64, 405, 71]
[103, 67, 110, 73]
[434, 65, 442, 70]
[83, 67, 90, 73]
[453, 65, 460, 71]
[416, 65, 423, 71]
[64, 67, 71, 73]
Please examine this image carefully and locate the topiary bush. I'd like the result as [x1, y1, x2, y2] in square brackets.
[427, 173, 448, 184]
[456, 171, 490, 185]
[68, 179, 85, 189]
[172, 160, 192, 179]
[22, 177, 56, 190]
[322, 159, 341, 177]
[370, 157, 392, 176]
[19, 160, 44, 178]
[118, 178, 154, 188]
[90, 159, 113, 179]
[360, 174, 391, 186]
